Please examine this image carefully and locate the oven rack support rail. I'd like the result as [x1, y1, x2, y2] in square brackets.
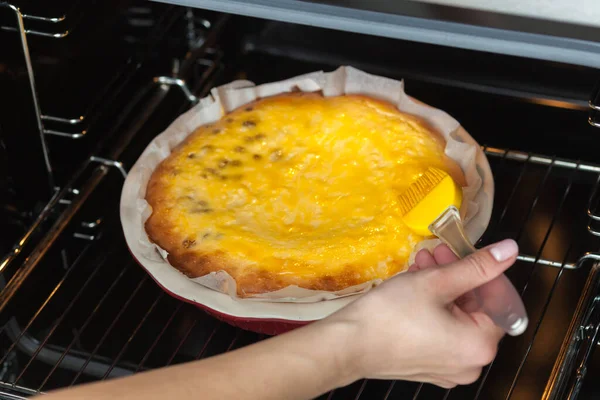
[0, 1, 80, 38]
[39, 8, 218, 140]
[1, 2, 224, 143]
[588, 80, 600, 129]
[0, 22, 226, 317]
[586, 80, 600, 239]
[0, 2, 55, 210]
[0, 73, 223, 312]
[0, 1, 226, 261]
[0, 61, 224, 292]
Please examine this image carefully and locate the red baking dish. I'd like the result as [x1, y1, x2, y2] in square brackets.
[119, 67, 493, 336]
[128, 250, 312, 335]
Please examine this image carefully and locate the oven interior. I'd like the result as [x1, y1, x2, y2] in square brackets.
[2, 1, 600, 399]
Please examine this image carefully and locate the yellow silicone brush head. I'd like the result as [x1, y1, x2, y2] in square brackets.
[398, 167, 463, 236]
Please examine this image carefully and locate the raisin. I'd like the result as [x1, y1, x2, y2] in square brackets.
[230, 159, 242, 167]
[242, 120, 257, 127]
[187, 153, 195, 159]
[253, 154, 262, 161]
[234, 146, 246, 153]
[218, 159, 229, 169]
[245, 106, 253, 112]
[204, 167, 218, 175]
[245, 133, 266, 143]
[212, 128, 222, 134]
[182, 239, 196, 249]
[226, 118, 234, 123]
[190, 199, 212, 213]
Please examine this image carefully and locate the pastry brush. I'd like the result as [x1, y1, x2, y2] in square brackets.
[399, 167, 528, 336]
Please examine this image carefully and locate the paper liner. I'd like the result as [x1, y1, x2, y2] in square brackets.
[120, 66, 494, 310]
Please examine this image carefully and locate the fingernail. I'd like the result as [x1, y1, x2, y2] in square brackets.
[489, 239, 518, 262]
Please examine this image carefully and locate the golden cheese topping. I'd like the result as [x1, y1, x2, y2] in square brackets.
[145, 93, 464, 296]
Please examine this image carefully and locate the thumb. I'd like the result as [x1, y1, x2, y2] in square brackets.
[433, 239, 519, 303]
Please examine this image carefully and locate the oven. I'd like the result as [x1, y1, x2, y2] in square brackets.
[1, 0, 600, 399]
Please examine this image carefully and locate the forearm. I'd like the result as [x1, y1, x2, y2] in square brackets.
[40, 320, 359, 400]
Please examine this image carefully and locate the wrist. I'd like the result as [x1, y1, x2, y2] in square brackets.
[308, 317, 364, 387]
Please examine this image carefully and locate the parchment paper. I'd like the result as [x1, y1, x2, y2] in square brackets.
[120, 66, 494, 304]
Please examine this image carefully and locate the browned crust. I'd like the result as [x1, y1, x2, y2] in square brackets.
[144, 92, 464, 297]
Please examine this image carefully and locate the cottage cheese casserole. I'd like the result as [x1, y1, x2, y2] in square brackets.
[144, 92, 465, 297]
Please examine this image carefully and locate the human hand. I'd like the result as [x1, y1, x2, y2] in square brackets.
[410, 243, 481, 313]
[328, 239, 520, 389]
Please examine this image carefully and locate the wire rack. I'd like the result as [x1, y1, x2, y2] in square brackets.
[1, 137, 600, 400]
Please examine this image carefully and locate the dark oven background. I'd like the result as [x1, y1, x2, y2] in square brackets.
[2, 1, 600, 399]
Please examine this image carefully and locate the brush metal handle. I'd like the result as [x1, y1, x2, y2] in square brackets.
[430, 207, 528, 336]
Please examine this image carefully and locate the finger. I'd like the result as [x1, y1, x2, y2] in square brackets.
[469, 311, 505, 343]
[448, 302, 505, 346]
[433, 244, 459, 265]
[432, 239, 519, 303]
[415, 249, 437, 270]
[408, 263, 419, 272]
[433, 244, 479, 311]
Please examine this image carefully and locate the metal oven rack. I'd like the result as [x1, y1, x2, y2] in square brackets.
[2, 3, 600, 400]
[2, 141, 600, 400]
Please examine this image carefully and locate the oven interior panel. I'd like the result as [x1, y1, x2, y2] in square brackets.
[2, 3, 600, 399]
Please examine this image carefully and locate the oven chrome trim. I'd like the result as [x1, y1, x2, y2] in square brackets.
[154, 0, 600, 68]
